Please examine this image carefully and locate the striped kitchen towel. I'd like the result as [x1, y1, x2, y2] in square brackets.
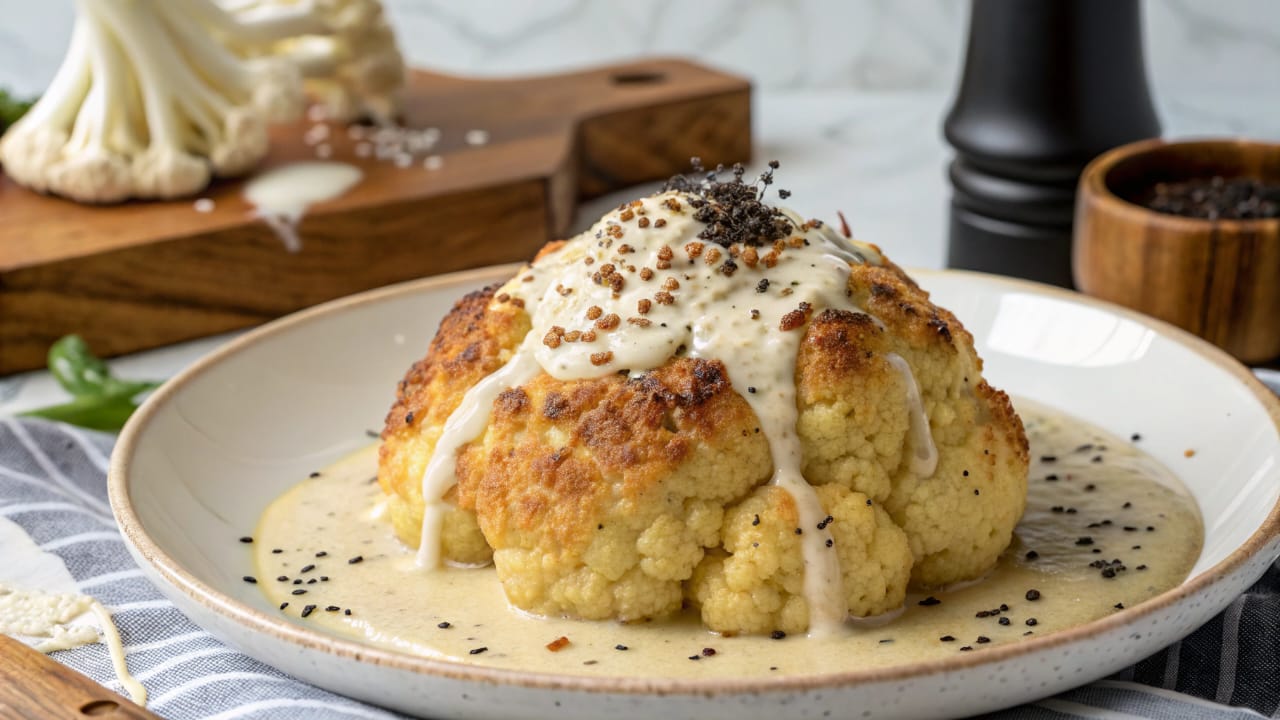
[0, 416, 1276, 720]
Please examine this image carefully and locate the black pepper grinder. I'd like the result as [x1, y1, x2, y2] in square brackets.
[944, 0, 1161, 287]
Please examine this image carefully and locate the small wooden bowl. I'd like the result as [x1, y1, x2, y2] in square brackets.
[1074, 138, 1280, 364]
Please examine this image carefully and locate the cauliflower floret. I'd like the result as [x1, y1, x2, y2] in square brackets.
[378, 283, 531, 566]
[690, 484, 913, 635]
[456, 357, 770, 621]
[806, 262, 1029, 588]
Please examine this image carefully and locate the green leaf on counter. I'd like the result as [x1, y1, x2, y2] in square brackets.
[0, 88, 34, 134]
[19, 335, 161, 432]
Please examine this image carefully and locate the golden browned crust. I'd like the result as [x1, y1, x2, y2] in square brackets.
[377, 247, 1030, 622]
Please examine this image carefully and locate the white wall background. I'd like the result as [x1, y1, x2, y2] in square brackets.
[1, 0, 1278, 114]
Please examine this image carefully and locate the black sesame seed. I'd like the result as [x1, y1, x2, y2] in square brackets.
[301, 604, 316, 618]
[976, 636, 990, 644]
[1026, 618, 1038, 626]
[276, 575, 288, 582]
[326, 605, 340, 612]
[1023, 631, 1034, 636]
[973, 489, 980, 496]
[940, 635, 955, 642]
[239, 536, 253, 544]
[1045, 474, 1059, 482]
[1124, 526, 1138, 532]
[963, 470, 969, 477]
[300, 564, 316, 573]
[999, 604, 1009, 612]
[1085, 484, 1097, 492]
[1114, 603, 1125, 610]
[771, 630, 787, 640]
[752, 514, 760, 526]
[918, 596, 942, 607]
[438, 622, 452, 629]
[1123, 502, 1133, 509]
[1131, 433, 1142, 441]
[960, 646, 973, 652]
[344, 609, 352, 615]
[1066, 508, 1078, 514]
[315, 551, 328, 558]
[615, 644, 629, 651]
[469, 647, 488, 655]
[702, 647, 717, 656]
[999, 617, 1011, 626]
[1132, 545, 1143, 550]
[826, 539, 834, 547]
[747, 387, 757, 394]
[293, 579, 302, 585]
[309, 471, 321, 478]
[1040, 455, 1057, 463]
[291, 589, 307, 595]
[307, 579, 317, 585]
[794, 528, 802, 535]
[279, 602, 289, 610]
[1025, 550, 1039, 560]
[878, 638, 894, 644]
[242, 576, 257, 584]
[320, 576, 329, 582]
[271, 548, 283, 554]
[1137, 564, 1148, 571]
[1076, 537, 1094, 546]
[348, 556, 364, 564]
[1146, 526, 1155, 532]
[1026, 589, 1041, 601]
[1101, 568, 1117, 579]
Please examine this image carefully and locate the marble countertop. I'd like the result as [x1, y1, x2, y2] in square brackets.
[2, 87, 1277, 415]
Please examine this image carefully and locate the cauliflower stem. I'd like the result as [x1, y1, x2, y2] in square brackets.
[0, 0, 404, 203]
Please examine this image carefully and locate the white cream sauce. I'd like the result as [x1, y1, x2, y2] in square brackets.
[255, 400, 1202, 677]
[415, 191, 910, 634]
[0, 517, 146, 704]
[244, 161, 363, 252]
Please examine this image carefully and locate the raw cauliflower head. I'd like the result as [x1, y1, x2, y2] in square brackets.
[379, 212, 1028, 636]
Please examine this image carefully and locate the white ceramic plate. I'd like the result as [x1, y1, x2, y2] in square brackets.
[109, 266, 1280, 720]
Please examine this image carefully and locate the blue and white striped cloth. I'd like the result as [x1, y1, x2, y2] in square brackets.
[1, 417, 1276, 720]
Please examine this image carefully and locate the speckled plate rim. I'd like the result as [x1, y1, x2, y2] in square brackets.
[108, 265, 1280, 698]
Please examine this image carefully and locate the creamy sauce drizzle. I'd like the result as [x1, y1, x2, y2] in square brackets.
[886, 353, 939, 477]
[256, 400, 1202, 677]
[0, 518, 146, 704]
[415, 192, 912, 633]
[244, 161, 363, 252]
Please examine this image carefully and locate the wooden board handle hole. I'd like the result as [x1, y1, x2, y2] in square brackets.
[79, 700, 121, 716]
[611, 71, 666, 85]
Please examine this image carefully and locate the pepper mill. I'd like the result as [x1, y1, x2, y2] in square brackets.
[944, 0, 1161, 287]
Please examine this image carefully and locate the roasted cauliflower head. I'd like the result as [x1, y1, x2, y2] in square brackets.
[379, 178, 1028, 636]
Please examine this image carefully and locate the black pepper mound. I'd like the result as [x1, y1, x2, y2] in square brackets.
[1140, 176, 1280, 220]
[661, 159, 795, 247]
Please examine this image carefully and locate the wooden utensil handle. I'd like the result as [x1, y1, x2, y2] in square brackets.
[0, 634, 159, 719]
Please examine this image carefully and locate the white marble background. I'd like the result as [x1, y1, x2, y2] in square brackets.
[3, 0, 1280, 105]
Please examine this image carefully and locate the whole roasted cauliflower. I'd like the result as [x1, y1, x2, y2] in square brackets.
[379, 166, 1028, 635]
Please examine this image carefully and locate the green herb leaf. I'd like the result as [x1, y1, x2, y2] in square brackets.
[0, 88, 34, 134]
[19, 335, 160, 431]
[21, 395, 142, 432]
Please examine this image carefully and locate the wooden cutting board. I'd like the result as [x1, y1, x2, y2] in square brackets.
[0, 59, 750, 375]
